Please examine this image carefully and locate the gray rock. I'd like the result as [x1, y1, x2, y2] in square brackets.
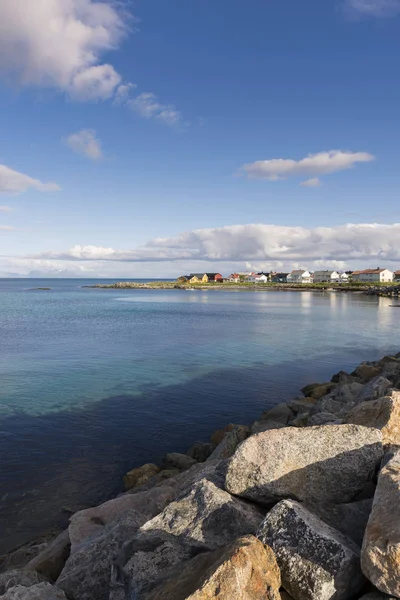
[260, 403, 294, 425]
[307, 499, 373, 547]
[355, 376, 393, 404]
[351, 364, 382, 383]
[26, 530, 70, 581]
[225, 424, 383, 504]
[257, 499, 365, 600]
[207, 425, 249, 460]
[331, 370, 357, 384]
[112, 478, 265, 599]
[0, 571, 48, 595]
[186, 442, 215, 462]
[313, 382, 364, 415]
[287, 399, 317, 414]
[358, 593, 397, 599]
[289, 412, 310, 428]
[57, 510, 147, 600]
[346, 392, 400, 446]
[1, 582, 67, 599]
[307, 412, 338, 426]
[361, 450, 400, 597]
[68, 485, 176, 551]
[250, 420, 285, 435]
[162, 453, 198, 471]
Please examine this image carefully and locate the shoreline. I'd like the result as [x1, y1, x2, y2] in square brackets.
[85, 281, 400, 297]
[1, 351, 400, 599]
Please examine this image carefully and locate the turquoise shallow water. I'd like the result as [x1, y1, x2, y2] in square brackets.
[0, 278, 399, 553]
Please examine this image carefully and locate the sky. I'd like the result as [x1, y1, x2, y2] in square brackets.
[0, 0, 399, 278]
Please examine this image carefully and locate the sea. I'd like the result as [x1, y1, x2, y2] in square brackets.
[0, 278, 399, 554]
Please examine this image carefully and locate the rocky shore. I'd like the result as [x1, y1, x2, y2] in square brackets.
[2, 354, 400, 598]
[85, 281, 400, 296]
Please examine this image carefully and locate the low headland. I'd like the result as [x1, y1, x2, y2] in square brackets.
[86, 280, 400, 297]
[2, 352, 400, 599]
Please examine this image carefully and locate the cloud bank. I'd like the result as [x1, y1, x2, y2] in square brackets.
[65, 129, 103, 160]
[28, 223, 400, 266]
[128, 93, 183, 126]
[242, 150, 375, 183]
[0, 165, 60, 194]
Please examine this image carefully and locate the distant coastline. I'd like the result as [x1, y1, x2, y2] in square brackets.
[85, 281, 400, 297]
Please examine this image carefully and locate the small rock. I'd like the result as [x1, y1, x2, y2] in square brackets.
[289, 412, 309, 427]
[225, 424, 383, 504]
[260, 403, 294, 425]
[355, 376, 392, 404]
[361, 450, 400, 597]
[301, 383, 337, 400]
[186, 442, 215, 462]
[257, 499, 365, 600]
[123, 464, 161, 491]
[287, 398, 316, 413]
[352, 364, 382, 383]
[307, 412, 338, 426]
[0, 570, 49, 595]
[210, 424, 236, 446]
[346, 392, 400, 446]
[143, 535, 281, 600]
[207, 425, 249, 460]
[26, 530, 70, 582]
[162, 453, 198, 471]
[1, 582, 67, 599]
[250, 420, 285, 435]
[331, 370, 356, 384]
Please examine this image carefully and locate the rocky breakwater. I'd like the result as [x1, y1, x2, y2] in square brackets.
[2, 354, 400, 599]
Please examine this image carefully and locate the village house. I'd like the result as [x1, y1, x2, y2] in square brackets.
[394, 271, 400, 282]
[188, 273, 223, 283]
[351, 268, 394, 283]
[271, 272, 289, 283]
[287, 270, 313, 284]
[247, 272, 269, 283]
[313, 270, 341, 283]
[228, 273, 240, 283]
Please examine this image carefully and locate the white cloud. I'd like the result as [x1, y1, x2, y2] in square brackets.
[300, 177, 322, 188]
[128, 93, 183, 126]
[0, 226, 15, 231]
[26, 223, 400, 269]
[345, 0, 400, 17]
[65, 129, 103, 160]
[0, 206, 12, 212]
[242, 150, 375, 182]
[0, 0, 128, 100]
[0, 165, 60, 194]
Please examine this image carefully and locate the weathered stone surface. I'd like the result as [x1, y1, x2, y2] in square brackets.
[210, 424, 236, 446]
[279, 593, 295, 600]
[123, 464, 161, 491]
[207, 425, 249, 460]
[112, 479, 265, 598]
[288, 399, 316, 413]
[0, 570, 48, 595]
[186, 442, 215, 462]
[250, 420, 285, 435]
[26, 530, 70, 581]
[313, 382, 364, 416]
[226, 425, 383, 504]
[307, 412, 338, 426]
[0, 532, 62, 574]
[331, 370, 356, 384]
[301, 383, 337, 400]
[346, 392, 400, 446]
[68, 485, 175, 551]
[143, 535, 281, 600]
[355, 376, 392, 404]
[361, 450, 400, 597]
[1, 582, 67, 599]
[258, 500, 365, 600]
[307, 499, 373, 547]
[57, 509, 146, 600]
[289, 413, 309, 428]
[260, 404, 294, 425]
[352, 364, 382, 383]
[163, 453, 197, 471]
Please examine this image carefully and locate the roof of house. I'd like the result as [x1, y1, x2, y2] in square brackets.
[273, 272, 289, 277]
[189, 273, 222, 278]
[356, 269, 389, 274]
[394, 271, 400, 276]
[289, 270, 307, 276]
[314, 270, 337, 275]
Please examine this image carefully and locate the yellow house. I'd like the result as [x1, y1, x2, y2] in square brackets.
[189, 273, 209, 283]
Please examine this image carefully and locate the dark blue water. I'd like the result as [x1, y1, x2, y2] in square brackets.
[0, 279, 398, 553]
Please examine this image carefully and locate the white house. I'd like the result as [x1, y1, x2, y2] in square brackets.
[352, 269, 393, 283]
[287, 270, 312, 284]
[313, 270, 340, 283]
[247, 273, 268, 283]
[228, 273, 240, 283]
[339, 272, 349, 283]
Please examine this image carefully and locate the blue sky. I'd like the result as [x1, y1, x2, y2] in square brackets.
[0, 0, 399, 277]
